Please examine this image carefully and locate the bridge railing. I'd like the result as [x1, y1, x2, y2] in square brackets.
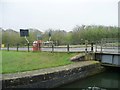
[95, 38, 119, 54]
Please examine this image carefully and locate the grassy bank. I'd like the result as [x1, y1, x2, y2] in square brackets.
[2, 51, 79, 74]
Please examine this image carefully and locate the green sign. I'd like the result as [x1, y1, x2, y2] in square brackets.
[37, 34, 42, 40]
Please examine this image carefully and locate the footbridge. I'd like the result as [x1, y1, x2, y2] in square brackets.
[95, 52, 120, 67]
[94, 38, 120, 67]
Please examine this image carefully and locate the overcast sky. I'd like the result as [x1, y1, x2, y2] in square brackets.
[0, 0, 119, 32]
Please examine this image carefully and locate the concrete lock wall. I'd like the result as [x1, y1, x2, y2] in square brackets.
[2, 61, 104, 88]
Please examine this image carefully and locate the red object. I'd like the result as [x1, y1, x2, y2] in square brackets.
[32, 40, 42, 51]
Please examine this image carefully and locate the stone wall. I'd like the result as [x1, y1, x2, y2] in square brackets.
[2, 61, 105, 88]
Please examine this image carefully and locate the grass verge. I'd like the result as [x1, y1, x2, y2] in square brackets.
[2, 51, 79, 74]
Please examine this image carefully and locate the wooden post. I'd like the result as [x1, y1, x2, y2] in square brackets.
[38, 43, 41, 51]
[100, 40, 103, 53]
[0, 44, 1, 50]
[7, 43, 9, 51]
[28, 43, 29, 52]
[85, 40, 88, 54]
[67, 44, 69, 53]
[95, 43, 97, 52]
[52, 44, 54, 53]
[91, 42, 93, 52]
[17, 43, 19, 51]
[85, 40, 88, 60]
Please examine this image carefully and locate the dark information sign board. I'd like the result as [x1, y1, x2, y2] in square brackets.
[20, 29, 29, 37]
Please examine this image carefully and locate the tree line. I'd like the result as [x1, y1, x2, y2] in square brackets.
[1, 25, 118, 46]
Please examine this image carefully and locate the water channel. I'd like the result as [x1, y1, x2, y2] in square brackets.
[58, 67, 120, 89]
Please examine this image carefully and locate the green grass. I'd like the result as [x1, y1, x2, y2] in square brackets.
[2, 51, 78, 74]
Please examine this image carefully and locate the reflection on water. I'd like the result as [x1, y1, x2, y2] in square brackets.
[59, 68, 120, 89]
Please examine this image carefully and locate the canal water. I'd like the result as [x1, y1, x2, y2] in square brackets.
[59, 67, 120, 89]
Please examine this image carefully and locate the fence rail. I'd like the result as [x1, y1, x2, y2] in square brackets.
[0, 41, 119, 54]
[0, 43, 95, 53]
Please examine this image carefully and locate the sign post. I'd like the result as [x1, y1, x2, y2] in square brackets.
[20, 29, 29, 51]
[37, 34, 42, 40]
[24, 36, 29, 43]
[49, 31, 52, 41]
[20, 29, 29, 43]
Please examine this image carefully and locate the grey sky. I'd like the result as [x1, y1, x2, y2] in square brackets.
[0, 0, 119, 32]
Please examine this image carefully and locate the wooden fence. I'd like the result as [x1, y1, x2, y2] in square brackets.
[1, 43, 95, 53]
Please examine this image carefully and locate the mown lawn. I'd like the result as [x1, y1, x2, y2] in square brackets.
[2, 51, 78, 74]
